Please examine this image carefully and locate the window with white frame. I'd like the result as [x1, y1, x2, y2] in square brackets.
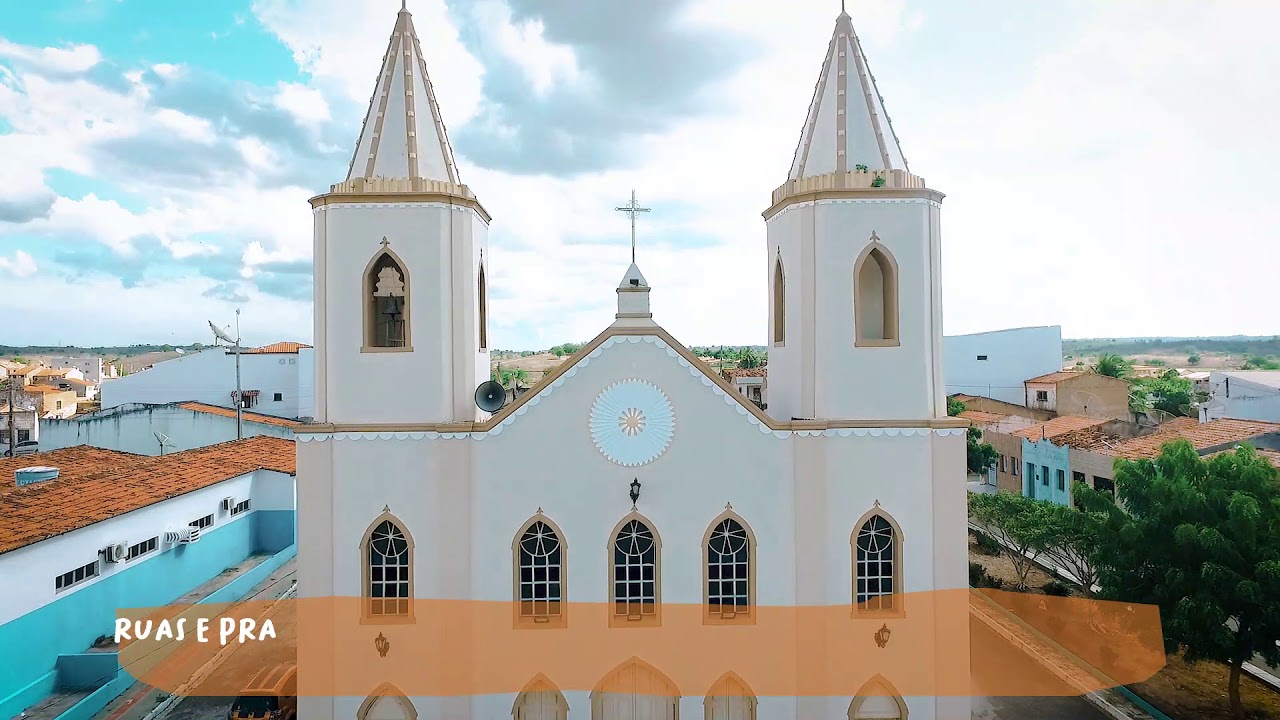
[367, 520, 411, 617]
[855, 515, 898, 612]
[517, 521, 563, 622]
[126, 537, 158, 560]
[230, 499, 251, 516]
[56, 560, 99, 592]
[612, 519, 658, 620]
[707, 518, 751, 615]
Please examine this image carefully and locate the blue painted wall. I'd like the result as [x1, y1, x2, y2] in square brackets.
[0, 509, 296, 720]
[1021, 438, 1071, 506]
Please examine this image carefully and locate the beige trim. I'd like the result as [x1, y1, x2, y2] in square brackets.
[511, 674, 569, 720]
[615, 313, 654, 319]
[701, 509, 757, 626]
[363, 245, 412, 351]
[607, 511, 663, 629]
[359, 512, 416, 625]
[850, 506, 905, 620]
[772, 255, 786, 347]
[310, 188, 492, 224]
[512, 512, 568, 630]
[478, 262, 488, 352]
[295, 324, 969, 434]
[357, 684, 418, 720]
[763, 186, 944, 222]
[703, 672, 757, 719]
[853, 239, 900, 347]
[847, 675, 909, 719]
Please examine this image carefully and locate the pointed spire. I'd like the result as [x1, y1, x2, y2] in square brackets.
[347, 2, 460, 184]
[788, 8, 908, 181]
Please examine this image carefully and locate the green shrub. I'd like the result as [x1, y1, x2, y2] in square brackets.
[1042, 580, 1072, 597]
[973, 532, 1002, 556]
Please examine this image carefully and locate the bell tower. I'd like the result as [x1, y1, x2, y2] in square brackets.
[310, 1, 491, 425]
[764, 7, 946, 423]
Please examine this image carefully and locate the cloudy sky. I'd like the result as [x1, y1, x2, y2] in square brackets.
[1, 0, 1276, 349]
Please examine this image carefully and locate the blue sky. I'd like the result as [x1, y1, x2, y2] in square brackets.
[1, 0, 1277, 349]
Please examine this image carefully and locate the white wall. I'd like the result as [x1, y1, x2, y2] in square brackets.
[48, 357, 105, 384]
[0, 469, 293, 625]
[1203, 372, 1280, 422]
[101, 349, 304, 419]
[40, 404, 294, 456]
[944, 326, 1062, 405]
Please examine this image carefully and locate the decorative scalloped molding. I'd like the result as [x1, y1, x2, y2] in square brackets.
[295, 335, 967, 443]
[589, 378, 676, 467]
[769, 197, 942, 222]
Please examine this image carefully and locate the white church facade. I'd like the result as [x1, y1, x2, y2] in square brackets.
[296, 4, 970, 719]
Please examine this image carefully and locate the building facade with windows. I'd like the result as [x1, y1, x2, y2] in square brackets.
[0, 438, 297, 720]
[943, 326, 1063, 405]
[296, 5, 968, 720]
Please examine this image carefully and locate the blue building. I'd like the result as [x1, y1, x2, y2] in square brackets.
[0, 437, 296, 720]
[1021, 436, 1071, 506]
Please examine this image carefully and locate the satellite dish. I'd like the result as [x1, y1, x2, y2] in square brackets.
[475, 380, 506, 413]
[208, 320, 236, 346]
[153, 431, 174, 455]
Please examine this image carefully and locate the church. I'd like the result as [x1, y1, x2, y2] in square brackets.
[296, 2, 970, 719]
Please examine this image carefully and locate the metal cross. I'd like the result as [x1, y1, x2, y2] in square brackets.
[615, 189, 650, 264]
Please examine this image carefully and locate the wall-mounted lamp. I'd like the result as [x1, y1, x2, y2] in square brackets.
[629, 478, 641, 506]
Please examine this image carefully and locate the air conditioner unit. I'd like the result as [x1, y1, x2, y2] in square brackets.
[163, 527, 200, 545]
[221, 496, 236, 512]
[103, 542, 128, 563]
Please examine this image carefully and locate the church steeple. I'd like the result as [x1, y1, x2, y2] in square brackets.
[788, 8, 908, 180]
[347, 1, 460, 183]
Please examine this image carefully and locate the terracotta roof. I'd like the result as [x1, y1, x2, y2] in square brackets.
[34, 368, 72, 378]
[0, 436, 295, 555]
[1025, 371, 1085, 385]
[22, 384, 72, 395]
[723, 368, 767, 379]
[1014, 415, 1109, 441]
[176, 402, 302, 428]
[1156, 416, 1200, 433]
[241, 342, 312, 354]
[1054, 427, 1126, 452]
[13, 364, 44, 376]
[58, 377, 93, 386]
[949, 394, 979, 402]
[959, 410, 1008, 425]
[965, 412, 1040, 435]
[1207, 446, 1280, 469]
[1103, 418, 1280, 460]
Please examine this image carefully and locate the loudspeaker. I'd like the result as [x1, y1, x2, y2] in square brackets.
[475, 380, 506, 413]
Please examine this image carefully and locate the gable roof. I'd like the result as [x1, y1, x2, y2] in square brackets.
[1025, 371, 1085, 385]
[1101, 418, 1280, 460]
[1014, 415, 1109, 441]
[723, 368, 767, 379]
[0, 436, 295, 555]
[296, 324, 969, 436]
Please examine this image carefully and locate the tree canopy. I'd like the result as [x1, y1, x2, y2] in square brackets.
[1093, 353, 1132, 378]
[1075, 441, 1280, 719]
[968, 492, 1057, 590]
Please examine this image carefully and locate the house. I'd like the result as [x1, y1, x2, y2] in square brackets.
[0, 404, 40, 447]
[943, 326, 1063, 405]
[1200, 371, 1280, 423]
[5, 363, 46, 387]
[17, 385, 78, 419]
[1023, 370, 1131, 421]
[0, 437, 297, 720]
[46, 356, 115, 384]
[960, 410, 1038, 493]
[722, 367, 767, 408]
[31, 367, 85, 383]
[53, 376, 98, 401]
[100, 342, 315, 421]
[949, 393, 1055, 422]
[1015, 415, 1110, 505]
[40, 401, 300, 456]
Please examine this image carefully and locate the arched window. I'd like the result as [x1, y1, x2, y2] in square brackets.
[514, 516, 566, 628]
[610, 514, 662, 627]
[357, 684, 417, 720]
[704, 672, 757, 720]
[848, 675, 908, 719]
[772, 255, 785, 346]
[362, 515, 413, 621]
[853, 241, 899, 346]
[364, 245, 411, 350]
[478, 263, 489, 352]
[703, 512, 755, 624]
[512, 674, 569, 720]
[853, 510, 901, 615]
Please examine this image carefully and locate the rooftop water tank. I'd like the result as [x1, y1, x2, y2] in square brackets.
[15, 466, 60, 487]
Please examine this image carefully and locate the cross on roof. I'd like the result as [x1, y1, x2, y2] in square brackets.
[614, 190, 651, 264]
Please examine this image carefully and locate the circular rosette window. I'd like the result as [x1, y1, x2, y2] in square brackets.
[589, 379, 675, 467]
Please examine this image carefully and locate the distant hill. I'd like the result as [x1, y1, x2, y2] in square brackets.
[1064, 336, 1280, 357]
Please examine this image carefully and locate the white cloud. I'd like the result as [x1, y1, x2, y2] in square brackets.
[469, 0, 585, 98]
[0, 250, 37, 278]
[0, 39, 101, 73]
[273, 81, 331, 127]
[152, 108, 216, 143]
[152, 63, 182, 78]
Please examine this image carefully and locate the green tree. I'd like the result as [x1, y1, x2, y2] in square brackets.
[1131, 370, 1196, 417]
[1075, 441, 1280, 720]
[1242, 355, 1280, 370]
[1187, 353, 1201, 366]
[967, 492, 1054, 590]
[947, 398, 967, 417]
[1093, 353, 1132, 378]
[1036, 495, 1105, 598]
[737, 348, 763, 369]
[967, 426, 998, 474]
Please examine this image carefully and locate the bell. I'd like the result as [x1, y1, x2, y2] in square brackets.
[379, 296, 403, 318]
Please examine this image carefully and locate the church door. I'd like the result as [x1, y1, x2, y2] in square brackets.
[512, 677, 568, 720]
[592, 660, 679, 720]
[361, 696, 412, 720]
[704, 674, 755, 720]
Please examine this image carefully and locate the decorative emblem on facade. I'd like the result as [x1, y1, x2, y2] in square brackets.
[874, 624, 891, 649]
[590, 379, 675, 467]
[374, 632, 390, 657]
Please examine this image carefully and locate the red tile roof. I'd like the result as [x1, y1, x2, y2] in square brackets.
[959, 410, 1009, 425]
[33, 368, 72, 378]
[1053, 427, 1125, 452]
[0, 436, 295, 555]
[176, 402, 302, 428]
[1102, 418, 1280, 460]
[1206, 446, 1280, 469]
[22, 384, 72, 395]
[723, 368, 767, 379]
[241, 342, 312, 354]
[1025, 371, 1085, 385]
[1014, 415, 1109, 441]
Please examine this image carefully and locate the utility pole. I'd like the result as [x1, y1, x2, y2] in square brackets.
[234, 309, 243, 440]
